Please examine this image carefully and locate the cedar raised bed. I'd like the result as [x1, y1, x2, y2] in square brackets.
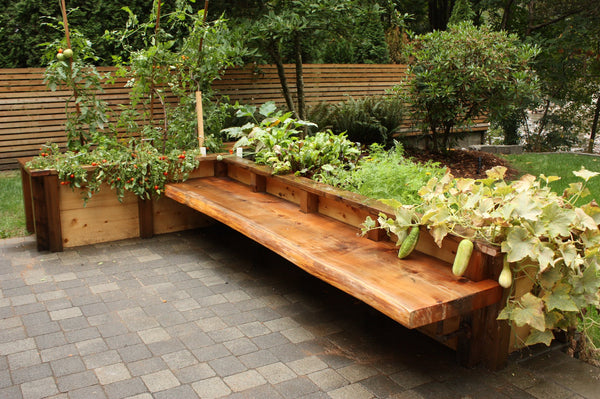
[165, 155, 514, 369]
[18, 158, 213, 252]
[20, 154, 519, 369]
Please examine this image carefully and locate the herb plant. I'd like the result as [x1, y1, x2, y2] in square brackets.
[315, 142, 445, 205]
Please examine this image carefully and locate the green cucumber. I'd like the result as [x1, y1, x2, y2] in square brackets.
[397, 226, 420, 259]
[452, 239, 473, 276]
[498, 258, 513, 288]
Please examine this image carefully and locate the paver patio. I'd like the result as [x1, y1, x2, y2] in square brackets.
[1, 225, 599, 399]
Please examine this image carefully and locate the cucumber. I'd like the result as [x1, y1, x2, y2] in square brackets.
[498, 258, 513, 288]
[397, 226, 420, 259]
[452, 239, 473, 276]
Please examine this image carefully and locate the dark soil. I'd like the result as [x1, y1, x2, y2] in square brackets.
[404, 148, 520, 180]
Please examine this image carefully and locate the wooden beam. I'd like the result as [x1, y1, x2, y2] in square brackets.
[138, 198, 154, 239]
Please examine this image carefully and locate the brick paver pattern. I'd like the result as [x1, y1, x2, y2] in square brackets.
[1, 227, 599, 399]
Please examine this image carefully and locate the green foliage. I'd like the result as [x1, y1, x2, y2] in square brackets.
[579, 306, 600, 361]
[0, 171, 27, 239]
[308, 96, 407, 146]
[26, 141, 200, 202]
[42, 25, 111, 149]
[317, 4, 389, 64]
[400, 22, 540, 152]
[224, 102, 361, 176]
[365, 165, 600, 348]
[107, 3, 250, 151]
[315, 142, 445, 205]
[448, 0, 475, 25]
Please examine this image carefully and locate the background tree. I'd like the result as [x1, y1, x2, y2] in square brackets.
[401, 22, 539, 152]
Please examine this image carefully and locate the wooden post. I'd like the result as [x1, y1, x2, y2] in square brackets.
[138, 198, 154, 239]
[196, 91, 204, 148]
[19, 162, 35, 234]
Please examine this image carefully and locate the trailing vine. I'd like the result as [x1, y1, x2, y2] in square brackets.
[364, 166, 600, 347]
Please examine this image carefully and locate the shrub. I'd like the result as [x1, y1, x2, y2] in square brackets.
[308, 96, 407, 146]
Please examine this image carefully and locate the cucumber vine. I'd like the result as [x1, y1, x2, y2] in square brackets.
[365, 166, 600, 348]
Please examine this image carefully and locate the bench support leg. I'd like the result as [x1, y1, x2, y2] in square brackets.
[457, 302, 511, 370]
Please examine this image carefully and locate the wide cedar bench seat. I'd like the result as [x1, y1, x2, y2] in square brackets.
[166, 156, 510, 369]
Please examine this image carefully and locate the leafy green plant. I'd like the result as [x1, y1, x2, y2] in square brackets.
[307, 96, 407, 146]
[399, 22, 540, 152]
[364, 166, 600, 348]
[315, 142, 445, 205]
[42, 24, 111, 149]
[224, 102, 360, 176]
[107, 2, 249, 152]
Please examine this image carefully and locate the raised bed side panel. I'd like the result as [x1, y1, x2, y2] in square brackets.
[59, 183, 140, 248]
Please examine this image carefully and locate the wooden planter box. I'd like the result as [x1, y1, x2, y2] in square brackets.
[18, 158, 213, 252]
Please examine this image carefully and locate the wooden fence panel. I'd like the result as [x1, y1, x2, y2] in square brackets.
[212, 64, 408, 106]
[1, 64, 487, 170]
[0, 67, 171, 170]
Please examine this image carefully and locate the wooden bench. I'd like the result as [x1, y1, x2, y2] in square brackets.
[166, 155, 511, 369]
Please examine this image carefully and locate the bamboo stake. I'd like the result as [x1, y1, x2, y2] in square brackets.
[59, 0, 83, 145]
[196, 91, 204, 148]
[149, 0, 162, 131]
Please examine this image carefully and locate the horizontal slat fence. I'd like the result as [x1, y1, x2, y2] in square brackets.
[0, 67, 174, 170]
[212, 64, 409, 105]
[1, 64, 487, 170]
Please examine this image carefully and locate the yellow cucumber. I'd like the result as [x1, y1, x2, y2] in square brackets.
[498, 258, 513, 288]
[397, 226, 420, 259]
[452, 239, 473, 276]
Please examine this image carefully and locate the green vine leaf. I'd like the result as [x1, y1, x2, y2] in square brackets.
[512, 193, 542, 221]
[581, 201, 600, 225]
[501, 227, 538, 263]
[573, 167, 600, 182]
[525, 329, 554, 346]
[512, 293, 546, 331]
[540, 202, 575, 238]
[535, 243, 556, 273]
[543, 283, 579, 312]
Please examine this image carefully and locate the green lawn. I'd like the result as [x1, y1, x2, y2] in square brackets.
[0, 170, 27, 239]
[503, 153, 600, 203]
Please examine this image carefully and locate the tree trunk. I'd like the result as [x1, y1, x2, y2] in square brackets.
[587, 94, 600, 153]
[428, 0, 452, 31]
[500, 0, 515, 30]
[534, 99, 551, 152]
[267, 42, 296, 115]
[294, 33, 306, 123]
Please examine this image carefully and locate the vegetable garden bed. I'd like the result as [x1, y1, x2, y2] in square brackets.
[164, 155, 516, 369]
[18, 158, 212, 252]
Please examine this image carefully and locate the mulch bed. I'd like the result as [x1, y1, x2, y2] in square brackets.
[404, 148, 520, 180]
